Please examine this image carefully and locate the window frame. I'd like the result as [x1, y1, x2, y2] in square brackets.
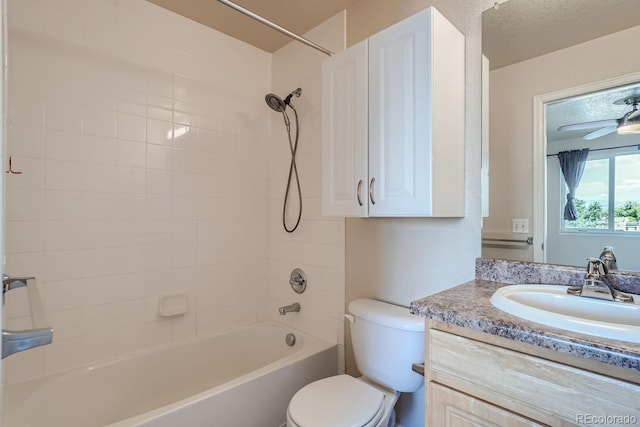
[560, 147, 640, 235]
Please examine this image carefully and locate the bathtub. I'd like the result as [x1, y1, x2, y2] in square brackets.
[5, 322, 337, 427]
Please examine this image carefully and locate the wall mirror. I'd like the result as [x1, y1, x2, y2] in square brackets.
[481, 0, 640, 271]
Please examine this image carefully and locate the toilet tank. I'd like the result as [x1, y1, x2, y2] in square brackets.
[347, 299, 425, 393]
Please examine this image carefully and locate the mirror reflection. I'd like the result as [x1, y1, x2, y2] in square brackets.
[481, 0, 640, 271]
[545, 84, 640, 271]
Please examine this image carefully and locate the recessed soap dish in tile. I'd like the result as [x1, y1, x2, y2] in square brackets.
[158, 291, 188, 317]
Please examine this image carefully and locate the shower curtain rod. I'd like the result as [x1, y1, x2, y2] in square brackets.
[216, 0, 334, 57]
[547, 143, 640, 157]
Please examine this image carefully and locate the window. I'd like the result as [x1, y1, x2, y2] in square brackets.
[562, 149, 640, 233]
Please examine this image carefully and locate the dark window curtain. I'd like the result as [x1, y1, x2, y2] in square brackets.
[558, 148, 590, 221]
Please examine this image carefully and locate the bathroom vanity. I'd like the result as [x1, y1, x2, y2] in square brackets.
[411, 259, 640, 427]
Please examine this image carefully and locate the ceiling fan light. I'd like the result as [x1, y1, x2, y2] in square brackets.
[617, 119, 640, 135]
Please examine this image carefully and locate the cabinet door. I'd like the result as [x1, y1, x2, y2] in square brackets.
[429, 383, 546, 427]
[368, 9, 432, 216]
[322, 39, 368, 217]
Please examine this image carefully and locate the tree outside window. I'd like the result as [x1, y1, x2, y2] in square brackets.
[563, 151, 640, 232]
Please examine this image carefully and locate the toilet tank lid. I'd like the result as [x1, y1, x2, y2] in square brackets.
[348, 299, 424, 332]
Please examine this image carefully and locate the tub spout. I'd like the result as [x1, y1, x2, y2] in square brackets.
[279, 302, 300, 315]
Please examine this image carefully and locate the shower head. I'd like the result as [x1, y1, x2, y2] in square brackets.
[265, 93, 286, 112]
[265, 88, 302, 112]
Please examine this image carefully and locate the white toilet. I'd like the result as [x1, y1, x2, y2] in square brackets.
[286, 298, 425, 427]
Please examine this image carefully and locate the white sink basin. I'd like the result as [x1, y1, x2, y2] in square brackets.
[490, 285, 640, 343]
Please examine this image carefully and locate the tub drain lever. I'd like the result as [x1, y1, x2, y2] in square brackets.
[2, 274, 53, 358]
[3, 275, 35, 295]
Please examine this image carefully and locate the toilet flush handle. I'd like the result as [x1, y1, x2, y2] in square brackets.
[344, 314, 355, 323]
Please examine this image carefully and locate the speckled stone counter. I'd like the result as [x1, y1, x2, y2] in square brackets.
[475, 258, 640, 294]
[410, 258, 640, 374]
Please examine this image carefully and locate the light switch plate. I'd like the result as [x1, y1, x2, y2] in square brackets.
[512, 219, 529, 234]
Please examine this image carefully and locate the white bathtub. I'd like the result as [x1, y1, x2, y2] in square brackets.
[5, 322, 337, 427]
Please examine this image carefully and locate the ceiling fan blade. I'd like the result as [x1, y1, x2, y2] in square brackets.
[582, 126, 617, 140]
[557, 119, 619, 132]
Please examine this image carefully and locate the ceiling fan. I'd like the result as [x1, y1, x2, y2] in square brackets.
[557, 95, 640, 140]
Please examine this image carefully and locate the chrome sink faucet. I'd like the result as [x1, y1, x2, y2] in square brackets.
[599, 246, 617, 271]
[567, 258, 633, 303]
[279, 302, 301, 315]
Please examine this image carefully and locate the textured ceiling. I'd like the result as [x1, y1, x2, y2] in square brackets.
[546, 83, 640, 142]
[482, 0, 640, 71]
[147, 0, 640, 67]
[146, 0, 358, 53]
[483, 0, 640, 142]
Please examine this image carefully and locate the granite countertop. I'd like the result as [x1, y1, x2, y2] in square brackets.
[410, 258, 640, 374]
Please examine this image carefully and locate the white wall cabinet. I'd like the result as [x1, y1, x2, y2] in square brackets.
[322, 7, 465, 217]
[322, 38, 369, 217]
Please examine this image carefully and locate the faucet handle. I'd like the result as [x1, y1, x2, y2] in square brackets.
[585, 257, 608, 278]
[289, 268, 307, 294]
[599, 246, 618, 271]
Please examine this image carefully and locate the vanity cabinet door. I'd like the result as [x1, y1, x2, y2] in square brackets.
[429, 383, 546, 427]
[427, 328, 639, 426]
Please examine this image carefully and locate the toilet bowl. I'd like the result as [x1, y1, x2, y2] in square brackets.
[285, 299, 425, 427]
[286, 375, 399, 427]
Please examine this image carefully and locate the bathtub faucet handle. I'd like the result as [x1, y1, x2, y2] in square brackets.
[289, 268, 307, 294]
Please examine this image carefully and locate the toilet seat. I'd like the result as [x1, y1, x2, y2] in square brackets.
[287, 375, 385, 427]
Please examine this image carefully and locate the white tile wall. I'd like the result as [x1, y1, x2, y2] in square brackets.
[4, 0, 275, 382]
[269, 13, 347, 373]
[4, 0, 346, 384]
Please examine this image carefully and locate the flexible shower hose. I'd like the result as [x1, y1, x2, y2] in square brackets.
[282, 106, 302, 233]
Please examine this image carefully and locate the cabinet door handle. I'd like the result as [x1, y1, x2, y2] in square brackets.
[356, 180, 363, 206]
[369, 177, 376, 205]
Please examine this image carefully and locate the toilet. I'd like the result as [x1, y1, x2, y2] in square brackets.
[286, 298, 425, 427]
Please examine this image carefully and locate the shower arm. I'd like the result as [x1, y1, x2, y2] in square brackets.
[216, 0, 334, 57]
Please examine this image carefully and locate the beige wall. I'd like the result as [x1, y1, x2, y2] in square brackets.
[343, 0, 494, 373]
[342, 3, 494, 424]
[483, 24, 640, 262]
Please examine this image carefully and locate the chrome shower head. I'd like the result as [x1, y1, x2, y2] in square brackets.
[265, 88, 302, 112]
[265, 93, 286, 112]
